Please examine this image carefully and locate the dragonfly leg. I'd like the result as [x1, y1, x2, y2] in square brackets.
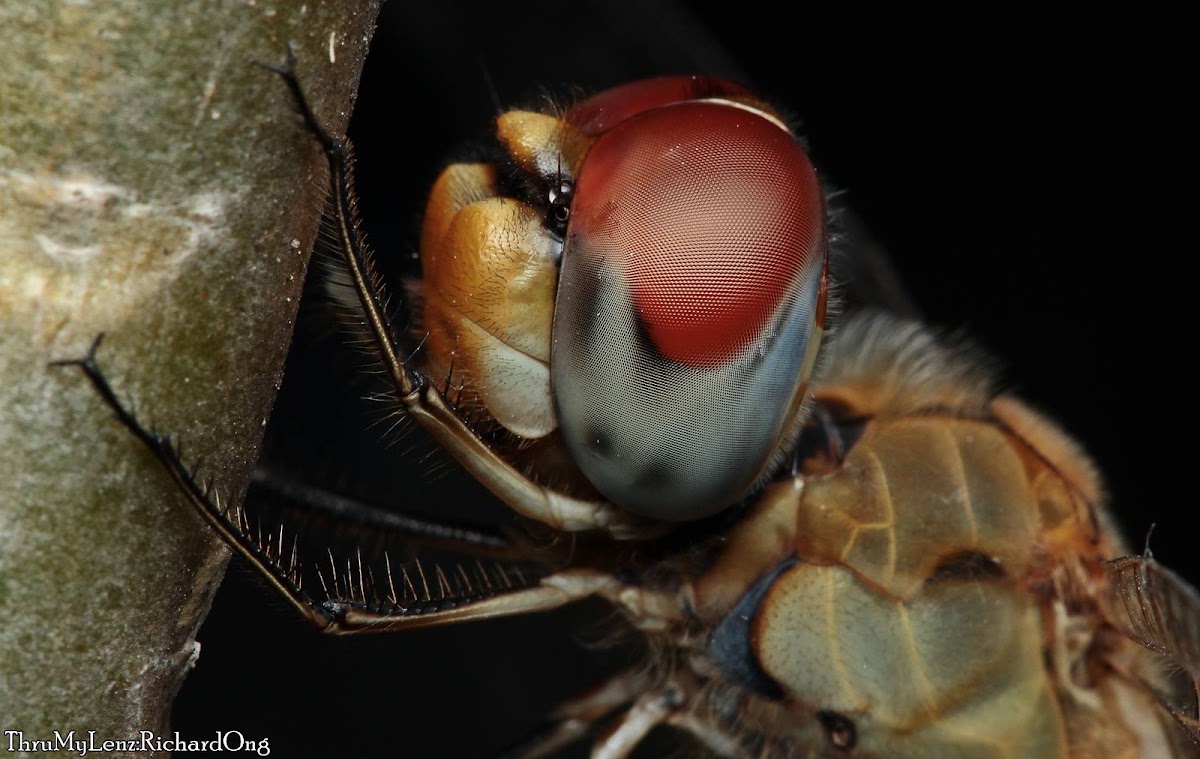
[589, 688, 680, 759]
[51, 335, 338, 630]
[588, 674, 752, 759]
[51, 338, 617, 634]
[501, 670, 649, 759]
[664, 710, 747, 758]
[510, 668, 749, 759]
[541, 570, 686, 631]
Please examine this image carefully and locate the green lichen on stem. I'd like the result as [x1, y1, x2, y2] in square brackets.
[0, 1, 381, 749]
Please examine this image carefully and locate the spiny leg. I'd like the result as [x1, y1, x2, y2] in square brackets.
[52, 335, 333, 628]
[249, 465, 512, 554]
[260, 48, 647, 538]
[255, 47, 417, 400]
[51, 336, 594, 633]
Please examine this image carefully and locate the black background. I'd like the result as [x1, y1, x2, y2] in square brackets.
[173, 4, 1193, 757]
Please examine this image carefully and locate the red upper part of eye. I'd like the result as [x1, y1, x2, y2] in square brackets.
[566, 76, 754, 136]
[568, 101, 823, 366]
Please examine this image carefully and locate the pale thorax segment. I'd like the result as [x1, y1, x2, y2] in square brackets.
[758, 563, 1063, 758]
[798, 415, 1056, 601]
[780, 413, 1090, 755]
[687, 316, 1162, 757]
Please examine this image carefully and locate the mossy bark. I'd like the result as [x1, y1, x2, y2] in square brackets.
[0, 1, 381, 751]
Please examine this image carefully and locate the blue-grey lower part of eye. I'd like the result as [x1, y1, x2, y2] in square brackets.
[551, 251, 822, 520]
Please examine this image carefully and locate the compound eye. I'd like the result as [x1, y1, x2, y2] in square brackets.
[551, 100, 826, 520]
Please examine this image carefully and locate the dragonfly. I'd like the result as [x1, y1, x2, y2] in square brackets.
[60, 7, 1195, 758]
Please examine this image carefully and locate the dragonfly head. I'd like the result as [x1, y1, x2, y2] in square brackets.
[551, 77, 829, 520]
